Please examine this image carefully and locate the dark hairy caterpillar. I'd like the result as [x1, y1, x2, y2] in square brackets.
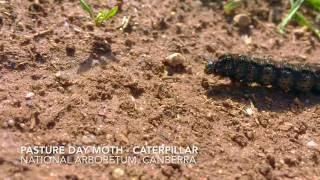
[205, 54, 320, 93]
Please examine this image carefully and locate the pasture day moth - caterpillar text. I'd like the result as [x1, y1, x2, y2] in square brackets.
[205, 54, 320, 93]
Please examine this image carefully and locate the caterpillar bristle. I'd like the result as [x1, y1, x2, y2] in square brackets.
[205, 54, 320, 93]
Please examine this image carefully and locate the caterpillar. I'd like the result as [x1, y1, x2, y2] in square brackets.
[205, 54, 320, 93]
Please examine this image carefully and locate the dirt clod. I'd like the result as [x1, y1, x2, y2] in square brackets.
[231, 134, 248, 147]
[92, 40, 111, 55]
[233, 13, 252, 28]
[125, 82, 145, 98]
[283, 156, 299, 167]
[65, 174, 79, 180]
[266, 155, 276, 168]
[258, 164, 272, 177]
[66, 45, 76, 57]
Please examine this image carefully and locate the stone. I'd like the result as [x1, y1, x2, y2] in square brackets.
[25, 92, 35, 99]
[164, 53, 185, 67]
[306, 140, 318, 150]
[112, 168, 125, 179]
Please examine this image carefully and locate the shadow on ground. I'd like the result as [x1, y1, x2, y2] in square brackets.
[205, 83, 320, 112]
[77, 40, 118, 74]
[77, 53, 117, 74]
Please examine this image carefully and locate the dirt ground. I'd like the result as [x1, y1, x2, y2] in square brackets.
[1, 0, 320, 179]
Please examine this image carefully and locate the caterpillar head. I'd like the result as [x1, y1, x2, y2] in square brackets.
[204, 60, 216, 74]
[204, 54, 234, 76]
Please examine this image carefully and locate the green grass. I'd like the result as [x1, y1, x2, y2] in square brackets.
[306, 0, 320, 11]
[224, 0, 244, 14]
[278, 0, 305, 34]
[79, 0, 118, 26]
[282, 0, 320, 38]
[224, 0, 320, 39]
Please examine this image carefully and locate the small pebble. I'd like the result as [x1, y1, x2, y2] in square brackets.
[206, 113, 214, 121]
[25, 92, 35, 99]
[55, 71, 62, 78]
[19, 123, 26, 129]
[245, 107, 254, 116]
[306, 140, 318, 150]
[112, 168, 125, 179]
[233, 13, 252, 28]
[164, 53, 185, 67]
